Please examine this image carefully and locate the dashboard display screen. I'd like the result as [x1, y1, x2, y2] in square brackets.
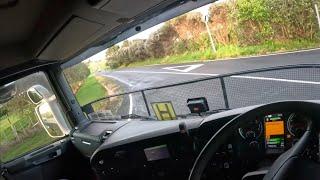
[264, 114, 285, 153]
[144, 144, 170, 161]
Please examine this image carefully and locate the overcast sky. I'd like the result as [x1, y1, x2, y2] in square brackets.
[88, 3, 212, 62]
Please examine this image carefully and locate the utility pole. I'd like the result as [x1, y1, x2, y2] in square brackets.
[315, 4, 320, 30]
[204, 15, 216, 53]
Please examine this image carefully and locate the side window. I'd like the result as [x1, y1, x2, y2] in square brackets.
[0, 72, 68, 162]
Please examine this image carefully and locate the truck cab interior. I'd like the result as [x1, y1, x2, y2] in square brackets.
[1, 0, 320, 180]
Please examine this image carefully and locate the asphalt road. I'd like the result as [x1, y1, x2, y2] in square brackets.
[96, 48, 320, 118]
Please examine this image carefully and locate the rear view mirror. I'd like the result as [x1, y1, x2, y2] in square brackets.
[27, 85, 69, 138]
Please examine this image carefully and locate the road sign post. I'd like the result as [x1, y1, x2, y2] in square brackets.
[204, 15, 216, 53]
[315, 4, 320, 30]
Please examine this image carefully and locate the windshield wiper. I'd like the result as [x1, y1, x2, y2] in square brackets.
[121, 113, 156, 120]
[89, 112, 156, 121]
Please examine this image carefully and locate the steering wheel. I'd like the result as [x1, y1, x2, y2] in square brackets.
[189, 101, 320, 180]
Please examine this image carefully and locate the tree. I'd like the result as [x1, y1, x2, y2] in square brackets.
[122, 40, 130, 48]
[0, 108, 8, 118]
[106, 39, 149, 68]
[146, 23, 178, 58]
[64, 63, 90, 92]
[106, 45, 120, 58]
[170, 12, 205, 40]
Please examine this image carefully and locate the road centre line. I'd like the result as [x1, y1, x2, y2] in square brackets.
[115, 70, 320, 85]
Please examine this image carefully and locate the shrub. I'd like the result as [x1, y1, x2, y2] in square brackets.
[64, 63, 90, 92]
[146, 23, 178, 58]
[234, 0, 318, 45]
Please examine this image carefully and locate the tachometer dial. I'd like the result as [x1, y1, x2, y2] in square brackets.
[238, 119, 263, 139]
[287, 113, 308, 138]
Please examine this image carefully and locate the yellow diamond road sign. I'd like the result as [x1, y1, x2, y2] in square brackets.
[151, 101, 177, 120]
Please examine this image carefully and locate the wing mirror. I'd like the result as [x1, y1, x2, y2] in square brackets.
[27, 87, 43, 104]
[27, 85, 69, 138]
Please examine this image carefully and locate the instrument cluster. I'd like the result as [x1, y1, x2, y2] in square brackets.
[238, 112, 309, 153]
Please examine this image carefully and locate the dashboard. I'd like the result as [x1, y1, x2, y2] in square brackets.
[71, 103, 319, 180]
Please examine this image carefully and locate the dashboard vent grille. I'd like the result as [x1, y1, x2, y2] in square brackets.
[102, 130, 113, 140]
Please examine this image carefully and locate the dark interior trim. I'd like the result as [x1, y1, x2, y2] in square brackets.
[0, 60, 58, 86]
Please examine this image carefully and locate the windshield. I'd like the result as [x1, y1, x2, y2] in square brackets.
[63, 0, 320, 120]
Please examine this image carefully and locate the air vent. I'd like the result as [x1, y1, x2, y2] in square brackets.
[88, 111, 118, 121]
[102, 130, 113, 140]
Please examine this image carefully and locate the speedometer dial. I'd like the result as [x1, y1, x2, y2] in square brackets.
[238, 119, 263, 140]
[287, 113, 308, 138]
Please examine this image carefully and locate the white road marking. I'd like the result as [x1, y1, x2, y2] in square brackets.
[163, 64, 204, 72]
[117, 70, 219, 76]
[114, 70, 320, 85]
[231, 75, 320, 85]
[207, 47, 320, 62]
[128, 93, 133, 115]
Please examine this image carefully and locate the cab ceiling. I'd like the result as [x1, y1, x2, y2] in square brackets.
[0, 0, 177, 70]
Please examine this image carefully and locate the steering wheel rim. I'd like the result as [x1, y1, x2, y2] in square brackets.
[188, 101, 319, 180]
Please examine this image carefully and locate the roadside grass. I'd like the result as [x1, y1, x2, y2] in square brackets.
[0, 112, 53, 162]
[0, 114, 20, 131]
[76, 75, 107, 106]
[0, 114, 36, 142]
[121, 39, 320, 68]
[1, 130, 54, 162]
